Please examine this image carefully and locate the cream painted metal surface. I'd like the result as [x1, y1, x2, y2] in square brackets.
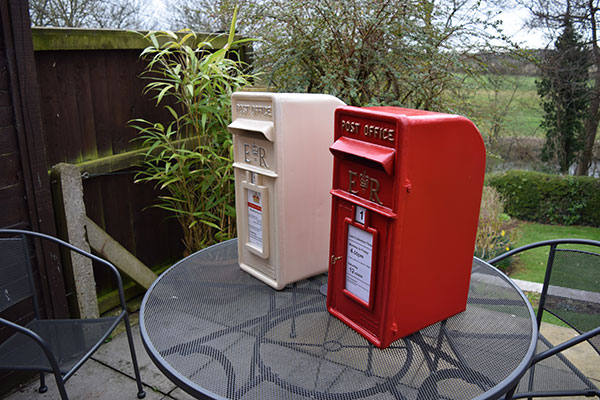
[228, 92, 345, 290]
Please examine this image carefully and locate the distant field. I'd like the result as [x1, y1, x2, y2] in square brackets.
[457, 74, 544, 139]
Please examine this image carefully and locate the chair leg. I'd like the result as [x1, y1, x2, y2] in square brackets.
[38, 373, 47, 393]
[53, 372, 69, 400]
[123, 313, 146, 399]
[504, 384, 516, 400]
[526, 362, 536, 400]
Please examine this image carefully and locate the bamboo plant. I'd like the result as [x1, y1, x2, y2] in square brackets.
[130, 9, 256, 254]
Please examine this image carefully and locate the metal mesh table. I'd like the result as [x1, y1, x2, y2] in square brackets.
[140, 239, 537, 400]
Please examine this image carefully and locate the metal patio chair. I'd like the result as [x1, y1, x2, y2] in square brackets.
[489, 239, 600, 399]
[0, 229, 146, 399]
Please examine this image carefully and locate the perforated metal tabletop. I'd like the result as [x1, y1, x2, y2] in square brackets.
[140, 239, 537, 400]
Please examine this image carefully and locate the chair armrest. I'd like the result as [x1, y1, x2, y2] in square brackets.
[0, 229, 128, 310]
[488, 238, 600, 265]
[532, 325, 600, 364]
[0, 316, 65, 376]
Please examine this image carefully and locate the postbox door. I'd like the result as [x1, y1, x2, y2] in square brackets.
[229, 118, 278, 281]
[328, 121, 399, 343]
[342, 206, 379, 308]
[240, 171, 270, 258]
[328, 195, 393, 340]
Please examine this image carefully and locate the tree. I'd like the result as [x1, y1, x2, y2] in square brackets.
[29, 0, 149, 29]
[480, 74, 523, 145]
[524, 0, 600, 175]
[578, 0, 600, 175]
[167, 0, 257, 33]
[165, 0, 511, 111]
[537, 14, 590, 173]
[251, 0, 508, 109]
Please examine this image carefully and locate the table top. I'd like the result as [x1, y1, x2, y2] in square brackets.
[140, 239, 537, 400]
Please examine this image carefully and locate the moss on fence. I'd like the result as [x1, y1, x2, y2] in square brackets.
[32, 27, 234, 51]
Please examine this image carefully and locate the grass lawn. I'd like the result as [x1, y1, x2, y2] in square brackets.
[507, 221, 600, 282]
[524, 291, 566, 326]
[505, 221, 600, 326]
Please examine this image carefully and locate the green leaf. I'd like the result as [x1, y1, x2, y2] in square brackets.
[196, 220, 221, 230]
[165, 105, 180, 120]
[149, 34, 159, 49]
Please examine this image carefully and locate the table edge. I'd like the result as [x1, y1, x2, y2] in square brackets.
[139, 239, 237, 400]
[470, 257, 538, 400]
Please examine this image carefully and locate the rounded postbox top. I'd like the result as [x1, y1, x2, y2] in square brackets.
[231, 91, 346, 105]
[338, 105, 471, 121]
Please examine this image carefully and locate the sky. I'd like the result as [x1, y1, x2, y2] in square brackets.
[497, 6, 548, 49]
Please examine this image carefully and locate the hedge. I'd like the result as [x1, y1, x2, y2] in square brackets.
[486, 170, 600, 226]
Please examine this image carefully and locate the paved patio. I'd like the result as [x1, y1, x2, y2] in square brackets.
[1, 291, 598, 400]
[0, 314, 195, 400]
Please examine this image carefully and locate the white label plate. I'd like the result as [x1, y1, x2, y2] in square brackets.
[247, 189, 263, 251]
[345, 225, 374, 304]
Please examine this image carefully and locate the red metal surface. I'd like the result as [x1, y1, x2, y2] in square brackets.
[327, 106, 486, 348]
[329, 136, 396, 174]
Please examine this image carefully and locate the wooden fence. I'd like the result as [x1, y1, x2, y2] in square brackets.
[32, 27, 251, 310]
[1, 16, 252, 393]
[32, 28, 182, 307]
[0, 2, 66, 392]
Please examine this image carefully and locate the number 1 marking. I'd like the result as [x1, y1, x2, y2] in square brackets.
[355, 206, 366, 225]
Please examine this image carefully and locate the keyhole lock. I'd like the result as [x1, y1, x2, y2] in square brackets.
[331, 255, 342, 264]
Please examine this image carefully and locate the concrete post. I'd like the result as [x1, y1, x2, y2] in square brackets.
[50, 163, 99, 319]
[85, 216, 157, 289]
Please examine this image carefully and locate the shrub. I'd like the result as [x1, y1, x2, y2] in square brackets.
[487, 170, 600, 226]
[475, 186, 516, 265]
[130, 9, 257, 254]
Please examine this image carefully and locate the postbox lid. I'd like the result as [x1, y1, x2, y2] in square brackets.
[228, 118, 274, 142]
[329, 136, 395, 175]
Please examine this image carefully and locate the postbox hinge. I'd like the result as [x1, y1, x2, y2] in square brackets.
[331, 255, 342, 264]
[404, 179, 412, 193]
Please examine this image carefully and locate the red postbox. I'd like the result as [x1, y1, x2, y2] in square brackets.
[326, 106, 486, 348]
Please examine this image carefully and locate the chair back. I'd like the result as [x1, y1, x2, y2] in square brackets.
[0, 236, 39, 315]
[542, 246, 600, 355]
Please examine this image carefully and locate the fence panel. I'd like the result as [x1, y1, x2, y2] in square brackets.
[32, 29, 191, 297]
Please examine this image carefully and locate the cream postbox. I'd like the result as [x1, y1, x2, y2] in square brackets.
[228, 92, 345, 290]
[327, 106, 486, 348]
